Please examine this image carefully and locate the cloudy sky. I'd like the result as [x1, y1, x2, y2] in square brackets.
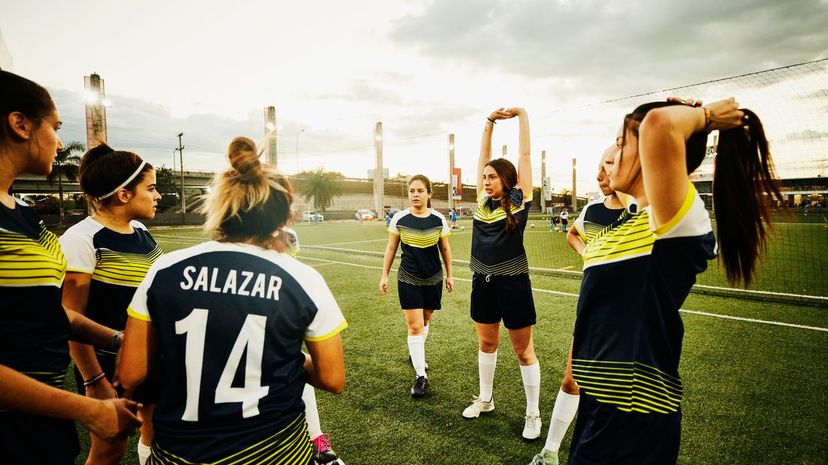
[2, 0, 826, 194]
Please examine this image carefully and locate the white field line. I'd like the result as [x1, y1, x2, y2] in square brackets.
[299, 256, 828, 333]
[153, 236, 827, 302]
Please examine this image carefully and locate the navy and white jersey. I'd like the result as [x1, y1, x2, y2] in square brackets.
[572, 183, 716, 415]
[281, 227, 300, 258]
[388, 208, 450, 286]
[0, 198, 69, 387]
[128, 241, 347, 463]
[60, 217, 161, 340]
[471, 189, 533, 275]
[572, 198, 626, 244]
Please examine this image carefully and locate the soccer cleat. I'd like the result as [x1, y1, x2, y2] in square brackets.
[410, 375, 429, 398]
[522, 413, 542, 440]
[311, 433, 340, 465]
[462, 396, 495, 418]
[529, 449, 559, 465]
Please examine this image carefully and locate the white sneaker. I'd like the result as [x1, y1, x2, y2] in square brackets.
[462, 396, 495, 418]
[522, 413, 542, 440]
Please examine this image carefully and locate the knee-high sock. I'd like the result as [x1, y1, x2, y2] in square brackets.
[478, 350, 497, 402]
[520, 362, 541, 415]
[137, 440, 152, 465]
[408, 334, 427, 377]
[303, 383, 323, 439]
[422, 323, 430, 342]
[544, 388, 580, 452]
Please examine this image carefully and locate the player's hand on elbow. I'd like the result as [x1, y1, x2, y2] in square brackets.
[505, 106, 526, 116]
[87, 398, 142, 442]
[667, 96, 703, 107]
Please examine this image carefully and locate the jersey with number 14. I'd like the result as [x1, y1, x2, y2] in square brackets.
[128, 241, 347, 463]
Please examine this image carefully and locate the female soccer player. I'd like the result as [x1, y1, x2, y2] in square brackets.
[118, 136, 346, 465]
[462, 107, 542, 440]
[59, 143, 162, 465]
[0, 70, 140, 465]
[531, 152, 627, 465]
[567, 98, 782, 464]
[380, 174, 454, 398]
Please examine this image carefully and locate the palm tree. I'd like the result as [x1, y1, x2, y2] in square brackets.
[47, 141, 84, 225]
[297, 168, 343, 212]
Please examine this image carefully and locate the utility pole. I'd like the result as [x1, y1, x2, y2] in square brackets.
[176, 133, 186, 214]
[501, 144, 507, 158]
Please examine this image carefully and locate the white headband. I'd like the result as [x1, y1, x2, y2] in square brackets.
[99, 161, 147, 199]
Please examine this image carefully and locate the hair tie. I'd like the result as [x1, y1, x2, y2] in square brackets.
[508, 188, 524, 208]
[99, 160, 147, 199]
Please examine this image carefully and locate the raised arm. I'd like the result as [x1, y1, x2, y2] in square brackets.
[509, 107, 532, 192]
[477, 108, 514, 196]
[638, 98, 743, 228]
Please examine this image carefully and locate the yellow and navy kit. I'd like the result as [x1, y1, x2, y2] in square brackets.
[388, 208, 450, 285]
[0, 198, 78, 464]
[128, 241, 347, 464]
[0, 198, 69, 380]
[59, 217, 161, 337]
[572, 183, 716, 415]
[471, 189, 533, 275]
[572, 197, 626, 244]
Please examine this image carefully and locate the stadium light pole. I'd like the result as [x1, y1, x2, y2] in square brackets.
[296, 129, 304, 174]
[571, 157, 577, 212]
[448, 133, 455, 211]
[502, 144, 507, 158]
[541, 150, 547, 213]
[374, 122, 384, 219]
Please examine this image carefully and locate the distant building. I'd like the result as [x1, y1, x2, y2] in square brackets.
[0, 29, 13, 70]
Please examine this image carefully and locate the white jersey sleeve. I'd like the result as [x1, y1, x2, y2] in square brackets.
[304, 271, 348, 342]
[59, 218, 99, 274]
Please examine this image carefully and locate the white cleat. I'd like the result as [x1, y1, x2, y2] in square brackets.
[462, 396, 495, 419]
[522, 413, 542, 440]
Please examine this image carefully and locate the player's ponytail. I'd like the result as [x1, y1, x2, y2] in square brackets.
[713, 109, 783, 287]
[202, 136, 294, 244]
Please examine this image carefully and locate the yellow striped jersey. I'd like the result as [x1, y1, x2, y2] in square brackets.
[471, 189, 532, 275]
[572, 197, 626, 244]
[127, 241, 347, 463]
[59, 217, 161, 336]
[0, 198, 70, 377]
[388, 208, 450, 285]
[148, 412, 312, 465]
[572, 182, 716, 414]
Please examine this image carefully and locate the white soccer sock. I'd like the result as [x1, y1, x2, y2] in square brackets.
[408, 334, 427, 377]
[137, 438, 152, 465]
[520, 362, 541, 415]
[544, 388, 580, 452]
[302, 383, 323, 439]
[478, 350, 497, 402]
[422, 323, 430, 342]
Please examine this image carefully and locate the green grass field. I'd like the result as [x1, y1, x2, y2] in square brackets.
[75, 221, 828, 464]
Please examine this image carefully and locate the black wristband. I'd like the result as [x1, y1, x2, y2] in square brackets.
[486, 117, 496, 125]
